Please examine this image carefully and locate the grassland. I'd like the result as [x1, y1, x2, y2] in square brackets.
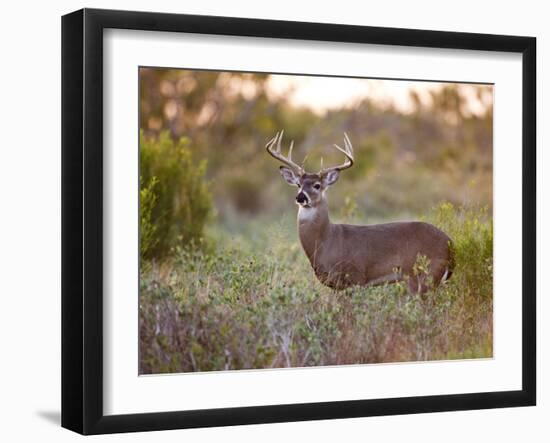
[139, 203, 492, 374]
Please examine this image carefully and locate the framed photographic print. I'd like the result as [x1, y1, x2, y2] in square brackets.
[61, 8, 536, 435]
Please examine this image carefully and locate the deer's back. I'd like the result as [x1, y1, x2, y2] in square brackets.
[315, 221, 453, 288]
[340, 221, 450, 263]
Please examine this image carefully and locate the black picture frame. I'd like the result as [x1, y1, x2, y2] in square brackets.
[61, 8, 536, 435]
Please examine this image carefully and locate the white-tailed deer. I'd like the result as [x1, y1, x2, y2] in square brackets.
[267, 131, 454, 292]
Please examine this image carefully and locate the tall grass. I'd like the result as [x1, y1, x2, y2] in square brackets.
[139, 203, 492, 374]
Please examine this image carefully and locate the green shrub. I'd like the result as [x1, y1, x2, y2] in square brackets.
[428, 202, 493, 299]
[139, 176, 159, 261]
[140, 131, 212, 261]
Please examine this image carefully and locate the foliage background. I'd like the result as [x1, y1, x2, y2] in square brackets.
[139, 68, 493, 373]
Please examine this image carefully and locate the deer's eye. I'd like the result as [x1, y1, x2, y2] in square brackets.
[313, 183, 321, 190]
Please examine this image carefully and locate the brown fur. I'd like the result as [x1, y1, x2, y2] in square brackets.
[289, 174, 453, 292]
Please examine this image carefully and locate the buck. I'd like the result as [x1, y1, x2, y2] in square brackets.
[266, 131, 454, 292]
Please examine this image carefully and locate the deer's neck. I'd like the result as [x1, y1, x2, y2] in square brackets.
[297, 200, 331, 264]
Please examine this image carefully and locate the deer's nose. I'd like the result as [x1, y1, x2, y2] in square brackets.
[296, 192, 308, 204]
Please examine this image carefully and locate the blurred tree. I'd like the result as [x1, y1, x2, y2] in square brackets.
[139, 69, 493, 224]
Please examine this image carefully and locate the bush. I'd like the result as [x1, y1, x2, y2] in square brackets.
[139, 176, 159, 260]
[139, 204, 493, 373]
[140, 131, 212, 261]
[428, 202, 493, 299]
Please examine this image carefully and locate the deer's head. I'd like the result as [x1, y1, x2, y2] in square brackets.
[266, 131, 354, 208]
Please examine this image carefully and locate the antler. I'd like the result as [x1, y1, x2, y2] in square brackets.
[320, 132, 354, 174]
[266, 131, 305, 176]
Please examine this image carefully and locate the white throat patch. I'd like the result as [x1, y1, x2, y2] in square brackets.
[298, 205, 318, 222]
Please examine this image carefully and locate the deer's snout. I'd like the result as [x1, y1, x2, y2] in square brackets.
[296, 192, 309, 205]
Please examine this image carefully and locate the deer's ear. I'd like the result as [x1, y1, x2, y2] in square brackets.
[279, 166, 300, 186]
[323, 169, 340, 186]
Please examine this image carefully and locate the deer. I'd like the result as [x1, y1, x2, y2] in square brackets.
[266, 131, 454, 292]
